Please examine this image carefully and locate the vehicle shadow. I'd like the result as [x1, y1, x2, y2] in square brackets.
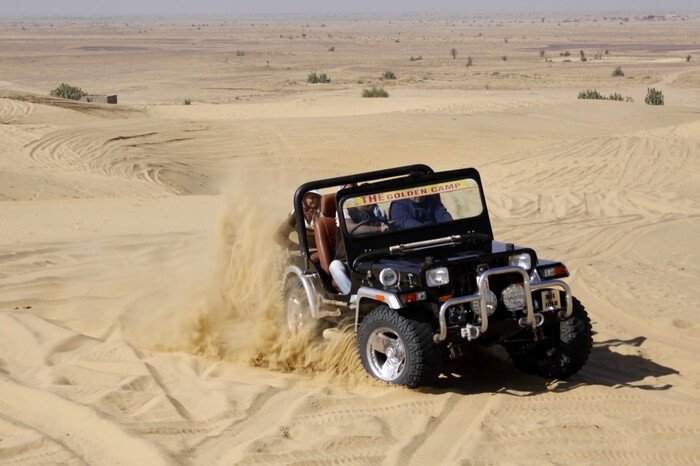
[424, 335, 679, 396]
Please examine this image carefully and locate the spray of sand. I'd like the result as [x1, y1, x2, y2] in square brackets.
[121, 186, 372, 387]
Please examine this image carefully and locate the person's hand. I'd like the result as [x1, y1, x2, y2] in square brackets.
[379, 223, 389, 232]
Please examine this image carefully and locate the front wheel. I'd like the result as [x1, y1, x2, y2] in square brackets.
[505, 296, 592, 379]
[358, 306, 439, 388]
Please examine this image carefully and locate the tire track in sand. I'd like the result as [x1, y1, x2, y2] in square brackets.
[0, 98, 33, 123]
[0, 375, 173, 465]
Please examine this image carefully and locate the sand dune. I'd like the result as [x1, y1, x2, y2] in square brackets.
[1, 14, 699, 465]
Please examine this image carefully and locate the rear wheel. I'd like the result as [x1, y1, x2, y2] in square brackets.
[505, 297, 592, 379]
[358, 306, 439, 388]
[283, 276, 314, 335]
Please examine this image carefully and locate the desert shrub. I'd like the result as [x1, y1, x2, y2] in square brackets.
[612, 66, 624, 77]
[501, 55, 508, 61]
[236, 50, 245, 56]
[50, 83, 87, 100]
[644, 88, 664, 105]
[183, 98, 191, 105]
[307, 71, 330, 83]
[686, 54, 691, 62]
[539, 50, 545, 58]
[466, 56, 473, 67]
[450, 48, 457, 59]
[409, 55, 423, 61]
[382, 70, 397, 80]
[580, 50, 587, 61]
[560, 50, 571, 57]
[362, 87, 389, 98]
[578, 89, 633, 102]
[578, 89, 605, 100]
[328, 46, 335, 52]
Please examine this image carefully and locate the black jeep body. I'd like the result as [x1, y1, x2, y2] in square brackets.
[282, 165, 592, 387]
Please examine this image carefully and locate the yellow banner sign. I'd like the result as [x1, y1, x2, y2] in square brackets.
[345, 179, 478, 207]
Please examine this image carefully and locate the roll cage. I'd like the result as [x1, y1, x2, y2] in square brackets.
[292, 164, 434, 263]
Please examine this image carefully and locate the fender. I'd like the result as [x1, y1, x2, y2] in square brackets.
[354, 286, 402, 331]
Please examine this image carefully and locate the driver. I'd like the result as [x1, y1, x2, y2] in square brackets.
[345, 203, 389, 235]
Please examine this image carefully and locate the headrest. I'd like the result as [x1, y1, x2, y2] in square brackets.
[321, 193, 336, 217]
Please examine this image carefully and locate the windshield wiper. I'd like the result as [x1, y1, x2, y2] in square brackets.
[388, 232, 491, 254]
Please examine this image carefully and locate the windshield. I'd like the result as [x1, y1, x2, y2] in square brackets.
[341, 177, 484, 236]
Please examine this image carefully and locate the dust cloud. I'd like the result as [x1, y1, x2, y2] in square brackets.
[120, 186, 371, 387]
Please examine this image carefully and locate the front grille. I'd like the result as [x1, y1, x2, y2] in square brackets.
[449, 256, 514, 297]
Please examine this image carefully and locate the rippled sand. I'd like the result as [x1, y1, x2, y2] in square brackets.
[0, 14, 699, 464]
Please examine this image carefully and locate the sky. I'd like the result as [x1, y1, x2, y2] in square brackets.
[1, 0, 697, 17]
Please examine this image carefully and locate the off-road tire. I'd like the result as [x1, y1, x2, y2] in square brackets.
[505, 297, 592, 379]
[283, 276, 315, 336]
[358, 306, 440, 388]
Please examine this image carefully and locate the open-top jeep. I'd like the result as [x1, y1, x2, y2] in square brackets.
[282, 165, 592, 387]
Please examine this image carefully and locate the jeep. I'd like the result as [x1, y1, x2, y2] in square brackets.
[282, 165, 592, 387]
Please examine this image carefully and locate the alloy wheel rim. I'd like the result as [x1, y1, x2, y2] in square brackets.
[365, 327, 406, 381]
[286, 291, 305, 334]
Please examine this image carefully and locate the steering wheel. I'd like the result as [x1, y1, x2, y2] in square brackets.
[349, 217, 390, 235]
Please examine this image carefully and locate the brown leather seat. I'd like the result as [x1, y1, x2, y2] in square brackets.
[321, 193, 336, 218]
[314, 216, 337, 274]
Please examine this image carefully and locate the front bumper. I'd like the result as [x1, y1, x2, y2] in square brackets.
[434, 265, 573, 343]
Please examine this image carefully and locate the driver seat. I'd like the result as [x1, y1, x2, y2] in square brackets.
[314, 216, 337, 275]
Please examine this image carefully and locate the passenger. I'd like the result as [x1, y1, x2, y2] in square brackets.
[389, 194, 452, 229]
[274, 190, 322, 251]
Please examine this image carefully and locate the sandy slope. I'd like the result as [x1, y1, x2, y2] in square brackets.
[1, 15, 699, 465]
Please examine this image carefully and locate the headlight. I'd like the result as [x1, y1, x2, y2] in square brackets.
[471, 289, 497, 316]
[379, 268, 399, 286]
[502, 284, 525, 311]
[509, 253, 532, 270]
[426, 267, 449, 287]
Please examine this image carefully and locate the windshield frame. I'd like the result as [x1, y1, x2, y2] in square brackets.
[337, 167, 493, 266]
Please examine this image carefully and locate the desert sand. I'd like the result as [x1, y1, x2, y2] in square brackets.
[0, 13, 699, 464]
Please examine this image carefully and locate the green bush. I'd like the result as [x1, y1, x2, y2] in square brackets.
[645, 88, 664, 105]
[382, 70, 397, 80]
[612, 66, 624, 77]
[307, 71, 330, 83]
[362, 87, 389, 98]
[578, 89, 633, 102]
[49, 83, 87, 100]
[578, 89, 605, 99]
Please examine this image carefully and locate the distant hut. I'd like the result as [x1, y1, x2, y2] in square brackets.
[81, 94, 118, 104]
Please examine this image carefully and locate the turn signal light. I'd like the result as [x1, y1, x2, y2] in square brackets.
[538, 263, 569, 279]
[401, 291, 427, 304]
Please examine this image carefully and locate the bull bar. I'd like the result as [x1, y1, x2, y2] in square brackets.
[434, 265, 573, 343]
